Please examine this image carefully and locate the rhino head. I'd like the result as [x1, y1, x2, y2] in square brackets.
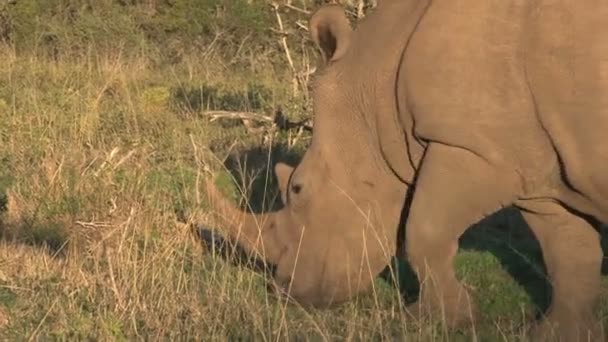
[205, 3, 423, 308]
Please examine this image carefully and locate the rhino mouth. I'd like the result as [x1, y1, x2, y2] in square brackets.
[196, 225, 314, 305]
[195, 224, 349, 308]
[266, 276, 294, 300]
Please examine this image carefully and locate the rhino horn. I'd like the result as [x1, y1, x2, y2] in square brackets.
[204, 178, 284, 265]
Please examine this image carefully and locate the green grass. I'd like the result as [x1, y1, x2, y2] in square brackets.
[0, 1, 607, 340]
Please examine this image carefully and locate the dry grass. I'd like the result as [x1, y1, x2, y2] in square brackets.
[0, 42, 420, 341]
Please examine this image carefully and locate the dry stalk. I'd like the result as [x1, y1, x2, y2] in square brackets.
[271, 2, 302, 96]
[288, 125, 307, 148]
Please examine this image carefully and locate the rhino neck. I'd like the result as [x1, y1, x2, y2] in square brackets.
[343, 0, 430, 185]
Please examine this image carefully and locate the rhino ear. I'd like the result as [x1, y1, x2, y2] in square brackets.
[274, 162, 294, 204]
[309, 5, 352, 64]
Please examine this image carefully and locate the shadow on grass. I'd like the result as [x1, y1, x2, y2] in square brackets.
[381, 206, 608, 320]
[0, 216, 70, 257]
[459, 209, 551, 315]
[0, 188, 69, 256]
[197, 143, 608, 321]
[221, 143, 304, 214]
[0, 164, 69, 256]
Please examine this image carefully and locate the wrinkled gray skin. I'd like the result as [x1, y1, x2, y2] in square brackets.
[206, 1, 608, 341]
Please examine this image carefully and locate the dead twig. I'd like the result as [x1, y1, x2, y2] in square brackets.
[294, 21, 308, 32]
[284, 3, 310, 15]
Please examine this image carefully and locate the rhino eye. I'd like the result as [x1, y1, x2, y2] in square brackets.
[291, 184, 302, 195]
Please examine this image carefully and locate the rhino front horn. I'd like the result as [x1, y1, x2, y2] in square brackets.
[203, 178, 285, 265]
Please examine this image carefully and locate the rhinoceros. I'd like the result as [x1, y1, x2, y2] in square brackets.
[203, 1, 607, 340]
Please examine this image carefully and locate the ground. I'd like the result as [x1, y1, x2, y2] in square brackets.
[0, 1, 607, 340]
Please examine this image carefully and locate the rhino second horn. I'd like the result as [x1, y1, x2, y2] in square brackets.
[204, 179, 284, 265]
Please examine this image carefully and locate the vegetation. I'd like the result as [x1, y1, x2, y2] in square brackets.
[0, 0, 606, 340]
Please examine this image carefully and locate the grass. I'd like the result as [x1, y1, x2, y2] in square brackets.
[0, 1, 607, 340]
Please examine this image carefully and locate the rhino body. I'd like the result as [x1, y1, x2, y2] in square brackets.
[206, 1, 607, 340]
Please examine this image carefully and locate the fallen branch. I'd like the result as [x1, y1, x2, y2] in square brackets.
[204, 110, 274, 124]
[75, 221, 113, 228]
[202, 109, 313, 134]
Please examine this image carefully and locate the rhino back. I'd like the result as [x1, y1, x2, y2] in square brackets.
[398, 0, 608, 214]
[401, 0, 550, 160]
[525, 1, 608, 219]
